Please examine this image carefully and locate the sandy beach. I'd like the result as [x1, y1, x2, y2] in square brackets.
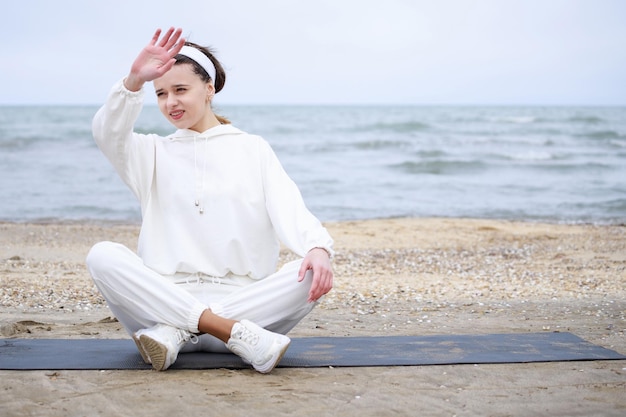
[1, 217, 625, 416]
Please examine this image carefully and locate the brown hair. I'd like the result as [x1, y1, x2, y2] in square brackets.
[175, 42, 230, 124]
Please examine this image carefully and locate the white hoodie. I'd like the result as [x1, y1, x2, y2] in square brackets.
[92, 79, 334, 279]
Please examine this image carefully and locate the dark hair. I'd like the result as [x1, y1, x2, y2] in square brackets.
[175, 42, 230, 124]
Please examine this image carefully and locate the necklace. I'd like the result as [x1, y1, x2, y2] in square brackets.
[193, 135, 208, 214]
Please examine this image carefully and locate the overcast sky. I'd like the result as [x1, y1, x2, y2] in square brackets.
[2, 0, 625, 106]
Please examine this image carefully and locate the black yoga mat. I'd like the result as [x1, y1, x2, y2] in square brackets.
[0, 332, 623, 371]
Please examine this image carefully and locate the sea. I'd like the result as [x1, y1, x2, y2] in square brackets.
[0, 105, 624, 225]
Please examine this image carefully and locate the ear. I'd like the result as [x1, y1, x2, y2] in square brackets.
[206, 83, 216, 98]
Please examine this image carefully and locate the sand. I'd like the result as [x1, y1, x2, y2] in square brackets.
[1, 218, 625, 416]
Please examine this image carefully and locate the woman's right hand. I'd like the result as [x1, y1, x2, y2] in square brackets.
[124, 27, 185, 92]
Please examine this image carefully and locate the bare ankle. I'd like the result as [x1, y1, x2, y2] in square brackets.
[198, 309, 237, 342]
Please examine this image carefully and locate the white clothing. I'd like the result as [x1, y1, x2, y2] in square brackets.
[87, 79, 333, 349]
[87, 241, 316, 352]
[92, 79, 334, 279]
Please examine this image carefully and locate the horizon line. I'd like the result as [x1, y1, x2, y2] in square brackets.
[1, 102, 626, 108]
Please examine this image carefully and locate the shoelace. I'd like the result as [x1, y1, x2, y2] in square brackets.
[175, 329, 199, 345]
[236, 325, 259, 346]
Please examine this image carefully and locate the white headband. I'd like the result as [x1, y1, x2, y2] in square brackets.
[179, 45, 216, 84]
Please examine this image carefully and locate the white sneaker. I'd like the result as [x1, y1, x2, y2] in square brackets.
[134, 324, 197, 371]
[226, 320, 291, 374]
[132, 333, 152, 364]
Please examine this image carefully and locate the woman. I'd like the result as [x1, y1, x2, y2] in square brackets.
[86, 27, 334, 374]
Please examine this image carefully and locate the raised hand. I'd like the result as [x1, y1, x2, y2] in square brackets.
[125, 28, 185, 91]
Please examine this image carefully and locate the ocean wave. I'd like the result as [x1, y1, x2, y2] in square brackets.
[567, 115, 605, 124]
[352, 139, 412, 150]
[485, 112, 610, 126]
[355, 121, 430, 133]
[603, 198, 626, 215]
[0, 135, 42, 150]
[526, 161, 613, 172]
[489, 116, 537, 124]
[415, 149, 447, 158]
[504, 151, 556, 161]
[390, 159, 486, 175]
[583, 130, 624, 140]
[0, 128, 93, 150]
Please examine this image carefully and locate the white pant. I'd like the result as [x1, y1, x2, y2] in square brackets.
[86, 241, 317, 352]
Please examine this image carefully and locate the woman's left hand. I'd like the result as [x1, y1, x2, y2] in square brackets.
[298, 248, 334, 303]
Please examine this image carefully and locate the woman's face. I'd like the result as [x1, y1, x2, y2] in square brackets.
[153, 64, 215, 132]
